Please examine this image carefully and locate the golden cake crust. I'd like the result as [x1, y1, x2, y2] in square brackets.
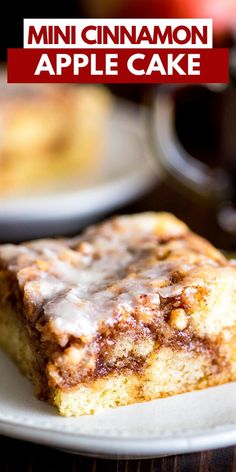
[0, 212, 236, 415]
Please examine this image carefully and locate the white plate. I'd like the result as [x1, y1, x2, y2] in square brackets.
[0, 101, 157, 241]
[1, 350, 236, 459]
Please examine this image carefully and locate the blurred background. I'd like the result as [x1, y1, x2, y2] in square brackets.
[2, 0, 236, 247]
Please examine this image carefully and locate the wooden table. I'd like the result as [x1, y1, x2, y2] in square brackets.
[1, 180, 235, 470]
[0, 435, 235, 471]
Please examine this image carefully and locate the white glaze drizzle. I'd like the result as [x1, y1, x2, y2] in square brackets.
[0, 214, 222, 339]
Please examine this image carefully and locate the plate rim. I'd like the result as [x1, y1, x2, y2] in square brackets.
[1, 386, 236, 459]
[1, 416, 236, 458]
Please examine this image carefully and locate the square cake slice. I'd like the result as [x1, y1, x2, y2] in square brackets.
[0, 212, 236, 416]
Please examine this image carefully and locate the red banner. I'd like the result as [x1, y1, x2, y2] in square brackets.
[8, 48, 229, 83]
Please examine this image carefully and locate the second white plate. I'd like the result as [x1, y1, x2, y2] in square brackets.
[0, 101, 157, 241]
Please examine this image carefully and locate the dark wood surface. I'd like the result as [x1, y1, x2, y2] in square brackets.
[0, 435, 235, 471]
[1, 180, 235, 470]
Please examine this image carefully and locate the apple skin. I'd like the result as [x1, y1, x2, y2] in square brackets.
[118, 0, 235, 38]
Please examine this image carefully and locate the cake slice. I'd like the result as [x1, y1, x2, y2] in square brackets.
[0, 212, 236, 416]
[0, 79, 110, 194]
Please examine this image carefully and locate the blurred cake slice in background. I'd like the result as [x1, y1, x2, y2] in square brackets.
[0, 79, 110, 194]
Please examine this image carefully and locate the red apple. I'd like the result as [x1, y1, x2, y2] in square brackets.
[118, 0, 235, 38]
